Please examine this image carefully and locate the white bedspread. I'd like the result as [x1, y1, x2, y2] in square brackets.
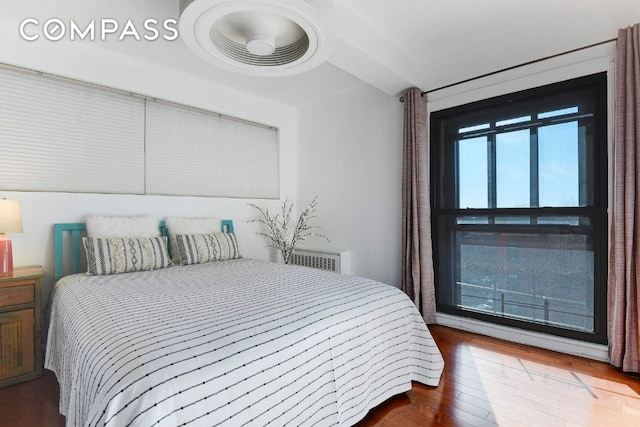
[45, 259, 444, 426]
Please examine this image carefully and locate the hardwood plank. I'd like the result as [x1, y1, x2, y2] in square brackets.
[358, 325, 640, 426]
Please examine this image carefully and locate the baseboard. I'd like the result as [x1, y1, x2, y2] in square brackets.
[436, 312, 610, 362]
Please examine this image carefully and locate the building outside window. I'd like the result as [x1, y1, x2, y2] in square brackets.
[430, 73, 608, 343]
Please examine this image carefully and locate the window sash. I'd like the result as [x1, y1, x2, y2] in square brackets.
[434, 208, 607, 342]
[453, 114, 594, 209]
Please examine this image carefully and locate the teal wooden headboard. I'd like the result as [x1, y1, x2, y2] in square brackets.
[53, 220, 234, 281]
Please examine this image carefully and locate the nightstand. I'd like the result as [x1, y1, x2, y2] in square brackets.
[0, 266, 43, 388]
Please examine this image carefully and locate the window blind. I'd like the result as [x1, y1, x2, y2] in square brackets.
[0, 65, 280, 199]
[0, 67, 146, 194]
[145, 99, 280, 199]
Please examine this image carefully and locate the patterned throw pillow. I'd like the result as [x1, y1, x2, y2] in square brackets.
[175, 232, 241, 265]
[164, 217, 222, 263]
[83, 236, 172, 275]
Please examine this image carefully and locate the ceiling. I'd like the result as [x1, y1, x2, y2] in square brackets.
[2, 0, 639, 107]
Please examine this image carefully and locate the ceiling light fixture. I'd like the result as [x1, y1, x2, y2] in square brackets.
[179, 0, 336, 76]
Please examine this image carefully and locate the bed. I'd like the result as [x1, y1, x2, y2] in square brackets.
[45, 220, 444, 426]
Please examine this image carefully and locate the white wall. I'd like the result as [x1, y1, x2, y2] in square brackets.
[0, 18, 298, 302]
[297, 83, 403, 286]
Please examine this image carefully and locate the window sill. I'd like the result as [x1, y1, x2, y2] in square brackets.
[436, 312, 609, 362]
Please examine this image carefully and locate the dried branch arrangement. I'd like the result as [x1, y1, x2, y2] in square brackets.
[248, 196, 328, 264]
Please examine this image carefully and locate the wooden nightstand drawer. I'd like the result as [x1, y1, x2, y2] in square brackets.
[0, 309, 35, 381]
[0, 266, 44, 388]
[0, 284, 34, 308]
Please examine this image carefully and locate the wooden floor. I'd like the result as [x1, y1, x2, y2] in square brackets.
[1, 325, 639, 426]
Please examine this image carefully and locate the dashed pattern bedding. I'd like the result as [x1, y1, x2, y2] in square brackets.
[45, 258, 444, 426]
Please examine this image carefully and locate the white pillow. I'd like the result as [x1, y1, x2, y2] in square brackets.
[164, 217, 222, 262]
[86, 216, 160, 238]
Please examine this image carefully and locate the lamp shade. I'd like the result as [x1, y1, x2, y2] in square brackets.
[0, 199, 23, 234]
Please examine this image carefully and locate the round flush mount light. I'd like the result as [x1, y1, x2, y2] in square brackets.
[179, 0, 336, 76]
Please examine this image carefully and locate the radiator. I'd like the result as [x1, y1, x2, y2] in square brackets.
[290, 248, 351, 274]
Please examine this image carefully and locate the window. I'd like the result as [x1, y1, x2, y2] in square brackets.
[431, 73, 607, 343]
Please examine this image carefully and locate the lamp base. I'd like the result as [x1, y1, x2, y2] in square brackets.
[0, 235, 14, 275]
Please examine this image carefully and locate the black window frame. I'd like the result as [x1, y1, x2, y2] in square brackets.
[430, 72, 608, 344]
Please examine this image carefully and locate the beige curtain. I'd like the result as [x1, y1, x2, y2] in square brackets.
[401, 88, 437, 323]
[609, 23, 640, 373]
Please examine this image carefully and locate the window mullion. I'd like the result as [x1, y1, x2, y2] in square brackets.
[488, 132, 497, 217]
[530, 127, 539, 225]
[578, 119, 589, 207]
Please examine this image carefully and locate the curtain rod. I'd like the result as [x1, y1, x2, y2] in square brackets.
[399, 37, 616, 103]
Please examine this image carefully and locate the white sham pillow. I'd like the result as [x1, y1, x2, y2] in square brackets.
[86, 216, 160, 238]
[164, 217, 222, 262]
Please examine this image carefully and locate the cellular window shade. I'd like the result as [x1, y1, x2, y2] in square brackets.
[0, 67, 145, 194]
[145, 100, 279, 199]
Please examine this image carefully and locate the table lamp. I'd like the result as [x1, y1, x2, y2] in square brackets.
[0, 199, 23, 274]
